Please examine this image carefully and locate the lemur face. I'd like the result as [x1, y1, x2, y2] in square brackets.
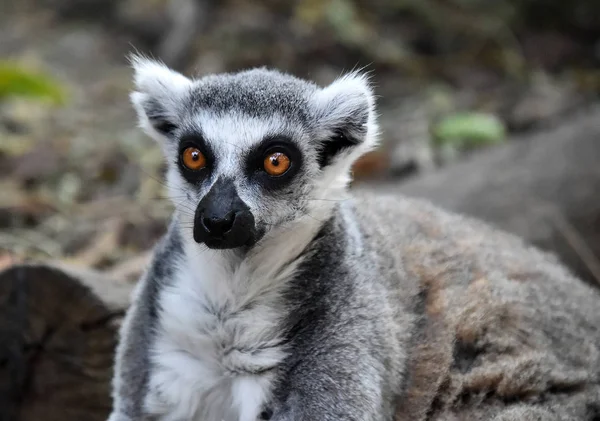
[130, 57, 378, 250]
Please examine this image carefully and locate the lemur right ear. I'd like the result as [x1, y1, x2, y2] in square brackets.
[311, 71, 379, 170]
[129, 55, 193, 141]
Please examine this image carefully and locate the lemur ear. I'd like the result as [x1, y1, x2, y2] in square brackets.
[312, 71, 379, 169]
[129, 55, 193, 141]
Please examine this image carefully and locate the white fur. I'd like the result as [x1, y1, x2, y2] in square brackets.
[144, 211, 323, 421]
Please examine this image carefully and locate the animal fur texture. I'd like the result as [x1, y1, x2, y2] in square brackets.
[108, 57, 600, 421]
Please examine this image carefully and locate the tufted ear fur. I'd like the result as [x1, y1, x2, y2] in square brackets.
[311, 71, 380, 171]
[129, 55, 193, 142]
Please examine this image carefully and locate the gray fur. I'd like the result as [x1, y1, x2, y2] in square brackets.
[108, 58, 600, 421]
[109, 219, 183, 420]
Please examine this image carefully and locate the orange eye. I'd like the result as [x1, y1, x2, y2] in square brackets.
[182, 147, 206, 170]
[263, 152, 291, 176]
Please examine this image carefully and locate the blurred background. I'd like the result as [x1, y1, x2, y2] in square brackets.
[0, 0, 599, 419]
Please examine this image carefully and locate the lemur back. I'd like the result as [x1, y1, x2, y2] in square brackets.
[108, 58, 600, 421]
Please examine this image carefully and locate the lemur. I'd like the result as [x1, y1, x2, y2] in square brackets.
[108, 57, 600, 421]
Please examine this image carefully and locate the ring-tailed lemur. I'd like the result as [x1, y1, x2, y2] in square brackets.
[108, 57, 600, 421]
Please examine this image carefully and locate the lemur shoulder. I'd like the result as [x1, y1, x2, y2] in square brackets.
[108, 57, 600, 421]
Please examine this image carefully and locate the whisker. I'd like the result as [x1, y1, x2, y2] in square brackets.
[171, 202, 197, 213]
[134, 166, 173, 190]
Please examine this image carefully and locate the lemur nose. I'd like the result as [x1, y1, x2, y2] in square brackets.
[201, 211, 236, 237]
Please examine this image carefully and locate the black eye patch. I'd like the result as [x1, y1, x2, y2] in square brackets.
[177, 131, 215, 184]
[244, 135, 303, 191]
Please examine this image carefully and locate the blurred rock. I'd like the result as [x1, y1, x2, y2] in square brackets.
[505, 72, 586, 131]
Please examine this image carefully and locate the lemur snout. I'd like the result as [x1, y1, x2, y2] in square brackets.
[193, 177, 257, 249]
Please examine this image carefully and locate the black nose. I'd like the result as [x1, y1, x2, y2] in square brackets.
[193, 177, 258, 249]
[201, 211, 235, 237]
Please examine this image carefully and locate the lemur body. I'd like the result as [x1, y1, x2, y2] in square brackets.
[109, 59, 600, 421]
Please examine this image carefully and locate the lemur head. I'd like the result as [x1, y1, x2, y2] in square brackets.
[131, 56, 379, 250]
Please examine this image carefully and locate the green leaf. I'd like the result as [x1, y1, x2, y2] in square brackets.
[0, 61, 66, 105]
[432, 112, 506, 149]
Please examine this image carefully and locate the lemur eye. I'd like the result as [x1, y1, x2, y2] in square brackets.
[263, 152, 291, 176]
[182, 147, 206, 170]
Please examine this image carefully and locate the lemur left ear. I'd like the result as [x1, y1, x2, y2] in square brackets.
[311, 71, 379, 169]
[129, 55, 193, 142]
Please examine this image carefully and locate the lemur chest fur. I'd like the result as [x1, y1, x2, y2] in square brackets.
[146, 248, 290, 421]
